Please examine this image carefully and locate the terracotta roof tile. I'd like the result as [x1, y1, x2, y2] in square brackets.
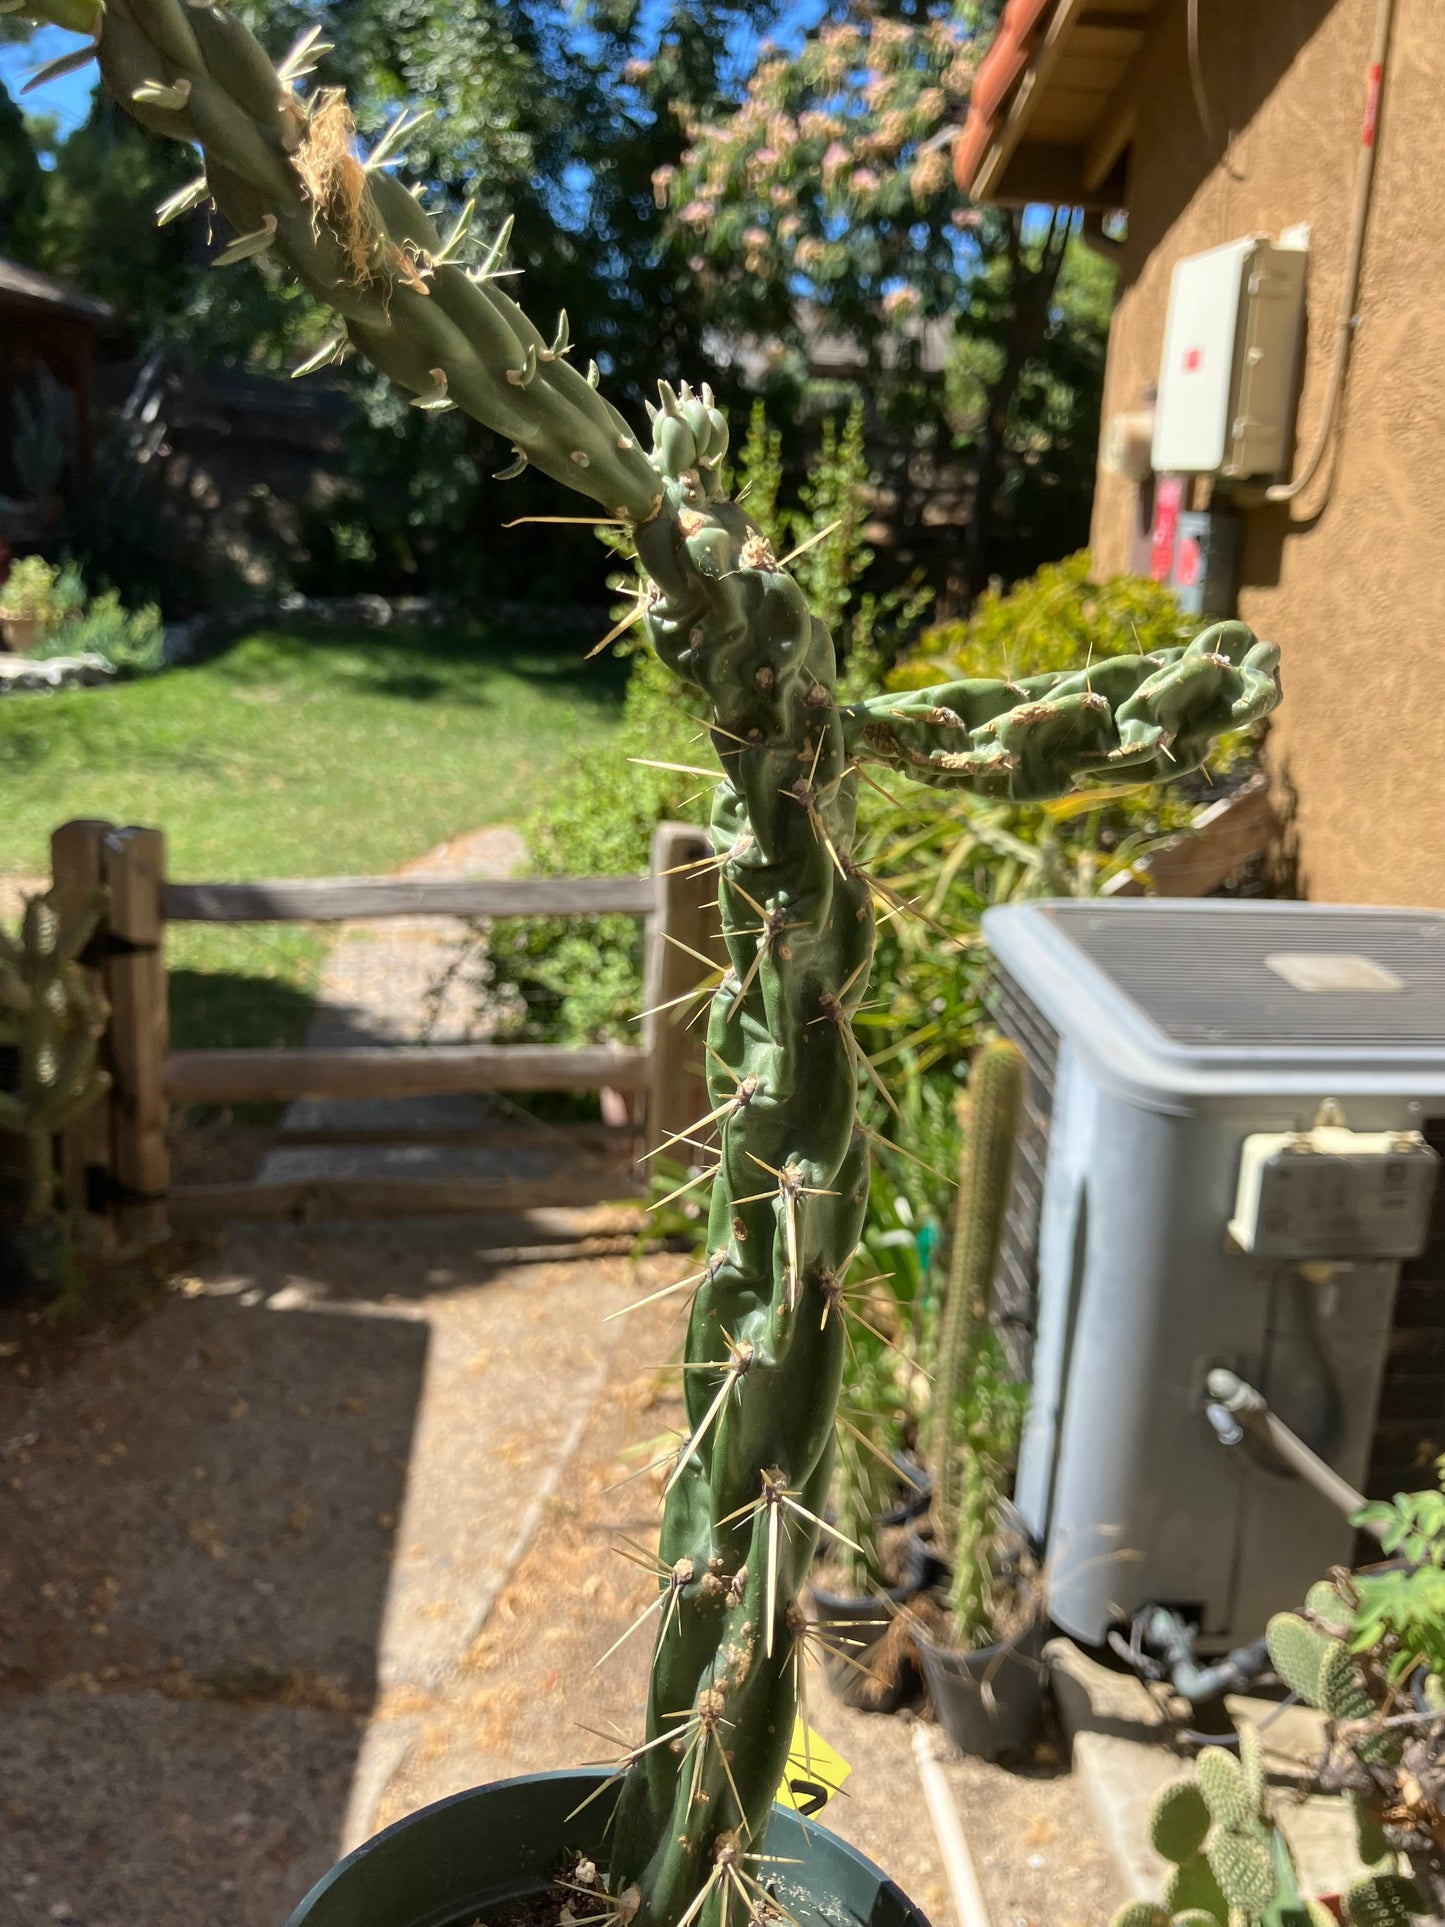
[951, 0, 1056, 193]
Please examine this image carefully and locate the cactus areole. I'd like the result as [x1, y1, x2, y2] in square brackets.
[26, 2, 1284, 1919]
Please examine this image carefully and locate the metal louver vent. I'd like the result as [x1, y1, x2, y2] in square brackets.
[989, 965, 1058, 1379]
[1043, 903, 1445, 1049]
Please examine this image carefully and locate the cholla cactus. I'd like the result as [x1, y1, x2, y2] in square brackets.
[0, 886, 110, 1224]
[16, 2, 1282, 1918]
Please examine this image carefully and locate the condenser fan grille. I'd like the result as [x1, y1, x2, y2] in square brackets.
[1044, 903, 1445, 1048]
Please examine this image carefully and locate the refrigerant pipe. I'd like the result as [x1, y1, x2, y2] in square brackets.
[1204, 1367, 1385, 1539]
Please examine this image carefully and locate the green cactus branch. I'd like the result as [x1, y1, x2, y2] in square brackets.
[12, 4, 1284, 1923]
[50, 0, 665, 518]
[929, 1036, 1024, 1532]
[842, 622, 1282, 800]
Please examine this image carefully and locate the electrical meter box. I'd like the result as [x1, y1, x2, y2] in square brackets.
[1229, 1125, 1441, 1259]
[1151, 236, 1308, 478]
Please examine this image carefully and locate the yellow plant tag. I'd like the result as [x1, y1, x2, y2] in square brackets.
[775, 1718, 852, 1816]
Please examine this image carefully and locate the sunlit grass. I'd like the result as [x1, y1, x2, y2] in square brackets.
[0, 619, 624, 1047]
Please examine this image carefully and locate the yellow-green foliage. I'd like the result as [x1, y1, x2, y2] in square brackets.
[901, 551, 1194, 684]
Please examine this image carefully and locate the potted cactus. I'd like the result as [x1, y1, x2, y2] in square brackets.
[15, 2, 1283, 1919]
[910, 1036, 1044, 1761]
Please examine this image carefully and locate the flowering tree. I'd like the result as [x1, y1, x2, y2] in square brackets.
[657, 0, 1106, 599]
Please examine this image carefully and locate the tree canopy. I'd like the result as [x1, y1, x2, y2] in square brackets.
[1, 0, 1112, 607]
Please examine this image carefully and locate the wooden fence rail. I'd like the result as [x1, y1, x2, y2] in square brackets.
[48, 817, 721, 1240]
[43, 781, 1276, 1241]
[164, 1043, 652, 1105]
[162, 874, 659, 922]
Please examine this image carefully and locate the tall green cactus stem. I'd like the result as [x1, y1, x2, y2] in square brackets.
[18, 3, 1283, 1920]
[0, 887, 109, 1225]
[928, 1036, 1025, 1537]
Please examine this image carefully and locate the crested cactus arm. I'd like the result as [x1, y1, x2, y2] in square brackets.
[73, 0, 664, 519]
[840, 623, 1282, 801]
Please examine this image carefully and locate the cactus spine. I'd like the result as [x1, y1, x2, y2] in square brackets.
[20, 1, 1284, 1919]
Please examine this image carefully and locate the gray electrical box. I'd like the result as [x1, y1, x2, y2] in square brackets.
[984, 899, 1445, 1649]
[1229, 1124, 1439, 1259]
[1152, 236, 1308, 478]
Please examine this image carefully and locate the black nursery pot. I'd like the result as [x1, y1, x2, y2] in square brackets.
[807, 1535, 944, 1714]
[915, 1616, 1045, 1764]
[877, 1454, 932, 1530]
[287, 1770, 930, 1927]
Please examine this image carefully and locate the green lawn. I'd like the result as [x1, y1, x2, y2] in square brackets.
[0, 620, 623, 1048]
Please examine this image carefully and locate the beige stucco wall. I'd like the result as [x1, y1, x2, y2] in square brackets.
[1091, 0, 1445, 908]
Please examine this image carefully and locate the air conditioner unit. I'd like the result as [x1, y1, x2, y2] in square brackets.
[982, 899, 1445, 1650]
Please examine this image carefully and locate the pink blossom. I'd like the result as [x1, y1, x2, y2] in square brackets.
[822, 140, 850, 176]
[849, 167, 880, 194]
[680, 199, 715, 226]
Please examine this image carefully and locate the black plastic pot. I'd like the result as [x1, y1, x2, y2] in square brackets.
[807, 1534, 943, 1713]
[877, 1453, 932, 1529]
[287, 1769, 930, 1927]
[915, 1616, 1045, 1764]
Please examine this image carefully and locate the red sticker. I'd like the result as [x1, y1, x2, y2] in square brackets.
[1150, 476, 1184, 583]
[1183, 346, 1203, 373]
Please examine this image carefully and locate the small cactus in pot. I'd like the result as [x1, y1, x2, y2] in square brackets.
[16, 0, 1284, 1916]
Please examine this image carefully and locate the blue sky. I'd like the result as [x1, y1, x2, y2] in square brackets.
[2, 1, 838, 152]
[0, 25, 98, 144]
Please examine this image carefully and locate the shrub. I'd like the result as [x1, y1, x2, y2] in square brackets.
[8, 556, 165, 676]
[57, 590, 165, 675]
[1, 555, 66, 625]
[481, 647, 705, 1047]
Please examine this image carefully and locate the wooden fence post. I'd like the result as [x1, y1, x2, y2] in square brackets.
[643, 820, 726, 1161]
[101, 825, 169, 1245]
[49, 817, 116, 1238]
